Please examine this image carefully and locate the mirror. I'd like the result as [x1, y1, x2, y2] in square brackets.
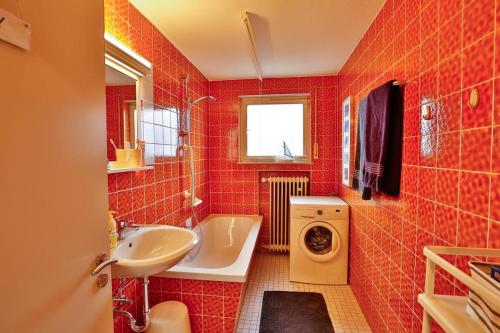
[105, 65, 137, 161]
[104, 33, 155, 171]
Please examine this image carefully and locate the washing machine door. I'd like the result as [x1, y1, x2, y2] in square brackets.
[299, 221, 341, 262]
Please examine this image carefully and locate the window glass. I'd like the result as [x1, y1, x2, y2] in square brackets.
[239, 94, 311, 164]
[247, 103, 304, 157]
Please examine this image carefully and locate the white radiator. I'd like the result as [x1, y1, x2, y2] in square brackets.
[261, 176, 309, 252]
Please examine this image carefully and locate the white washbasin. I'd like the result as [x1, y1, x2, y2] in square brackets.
[111, 225, 198, 278]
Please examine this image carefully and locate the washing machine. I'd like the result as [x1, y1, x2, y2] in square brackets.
[289, 196, 349, 285]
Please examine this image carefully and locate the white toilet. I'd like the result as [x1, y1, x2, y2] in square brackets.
[146, 301, 191, 333]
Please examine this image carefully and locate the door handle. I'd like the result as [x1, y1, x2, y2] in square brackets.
[92, 254, 117, 288]
[92, 254, 118, 276]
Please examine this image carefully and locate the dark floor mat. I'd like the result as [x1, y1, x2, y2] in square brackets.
[259, 291, 335, 333]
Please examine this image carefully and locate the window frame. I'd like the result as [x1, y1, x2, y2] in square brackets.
[239, 94, 311, 164]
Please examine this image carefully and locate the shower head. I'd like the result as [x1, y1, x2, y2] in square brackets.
[184, 95, 216, 143]
[190, 95, 216, 105]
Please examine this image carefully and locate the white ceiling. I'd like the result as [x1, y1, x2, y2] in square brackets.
[130, 0, 384, 81]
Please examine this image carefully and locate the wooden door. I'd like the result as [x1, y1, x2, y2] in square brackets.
[0, 0, 113, 332]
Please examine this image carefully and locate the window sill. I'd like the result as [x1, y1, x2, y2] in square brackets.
[238, 159, 312, 165]
[107, 165, 154, 174]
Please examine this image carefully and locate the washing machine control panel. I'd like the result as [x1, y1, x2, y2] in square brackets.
[291, 206, 348, 219]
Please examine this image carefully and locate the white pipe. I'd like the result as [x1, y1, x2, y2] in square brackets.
[184, 96, 214, 206]
[242, 11, 263, 81]
[188, 145, 196, 206]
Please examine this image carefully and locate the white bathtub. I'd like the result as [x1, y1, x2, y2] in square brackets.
[156, 214, 262, 282]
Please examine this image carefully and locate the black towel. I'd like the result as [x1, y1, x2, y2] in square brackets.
[354, 80, 404, 200]
[381, 83, 404, 196]
[363, 81, 393, 192]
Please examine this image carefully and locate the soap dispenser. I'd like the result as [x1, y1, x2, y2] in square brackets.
[108, 211, 118, 252]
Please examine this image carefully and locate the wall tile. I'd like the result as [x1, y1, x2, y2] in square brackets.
[106, 1, 499, 332]
[435, 169, 459, 207]
[337, 1, 497, 331]
[208, 76, 339, 248]
[463, 0, 494, 46]
[435, 204, 458, 245]
[490, 174, 500, 221]
[492, 127, 500, 173]
[460, 127, 492, 172]
[203, 295, 223, 317]
[203, 280, 224, 296]
[462, 34, 494, 88]
[106, 2, 211, 332]
[457, 212, 488, 247]
[459, 171, 490, 217]
[439, 14, 462, 61]
[437, 131, 460, 169]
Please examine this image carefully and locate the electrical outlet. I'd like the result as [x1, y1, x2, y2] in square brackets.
[185, 217, 192, 229]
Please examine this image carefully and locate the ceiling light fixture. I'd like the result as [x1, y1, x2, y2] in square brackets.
[104, 32, 152, 69]
[105, 54, 142, 80]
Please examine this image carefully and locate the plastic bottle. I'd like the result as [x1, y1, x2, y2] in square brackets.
[108, 211, 118, 252]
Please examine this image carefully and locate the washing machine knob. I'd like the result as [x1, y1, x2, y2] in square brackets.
[317, 209, 323, 215]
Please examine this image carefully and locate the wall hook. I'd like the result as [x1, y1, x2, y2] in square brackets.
[421, 97, 435, 120]
[468, 88, 479, 109]
[422, 104, 432, 120]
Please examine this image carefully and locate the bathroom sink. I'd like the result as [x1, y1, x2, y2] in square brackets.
[111, 225, 198, 278]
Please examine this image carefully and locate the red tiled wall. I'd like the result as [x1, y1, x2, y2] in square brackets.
[104, 1, 210, 332]
[106, 85, 135, 160]
[336, 0, 500, 332]
[148, 277, 244, 333]
[208, 77, 339, 249]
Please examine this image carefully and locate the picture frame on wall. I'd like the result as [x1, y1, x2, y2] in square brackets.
[342, 96, 351, 187]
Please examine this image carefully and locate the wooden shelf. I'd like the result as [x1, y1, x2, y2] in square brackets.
[419, 246, 500, 333]
[418, 295, 484, 333]
[107, 165, 154, 174]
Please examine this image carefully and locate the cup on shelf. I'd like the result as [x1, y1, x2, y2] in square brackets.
[115, 148, 130, 162]
[127, 149, 143, 167]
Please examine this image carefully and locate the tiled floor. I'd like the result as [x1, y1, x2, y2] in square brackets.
[236, 253, 371, 333]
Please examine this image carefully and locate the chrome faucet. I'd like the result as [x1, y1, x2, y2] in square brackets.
[118, 220, 140, 240]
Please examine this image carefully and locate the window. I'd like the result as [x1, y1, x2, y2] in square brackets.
[239, 94, 311, 164]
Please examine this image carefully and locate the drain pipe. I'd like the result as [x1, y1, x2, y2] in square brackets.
[114, 277, 151, 332]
